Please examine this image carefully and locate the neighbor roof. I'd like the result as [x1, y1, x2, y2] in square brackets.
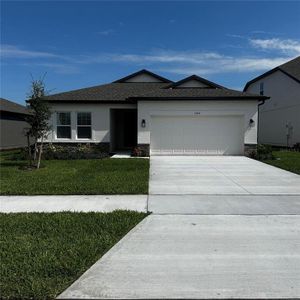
[0, 98, 30, 115]
[43, 70, 267, 102]
[244, 56, 300, 91]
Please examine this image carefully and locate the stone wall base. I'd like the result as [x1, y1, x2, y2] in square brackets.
[43, 142, 110, 153]
[244, 144, 257, 157]
[137, 144, 150, 157]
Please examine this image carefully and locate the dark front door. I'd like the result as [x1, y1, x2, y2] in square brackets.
[111, 109, 137, 151]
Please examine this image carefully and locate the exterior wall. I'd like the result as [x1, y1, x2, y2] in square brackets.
[137, 100, 258, 148]
[176, 80, 209, 88]
[246, 70, 300, 147]
[0, 118, 30, 149]
[45, 103, 136, 147]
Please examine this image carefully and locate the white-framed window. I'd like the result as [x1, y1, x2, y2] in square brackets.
[77, 112, 92, 139]
[57, 112, 71, 139]
[260, 82, 264, 95]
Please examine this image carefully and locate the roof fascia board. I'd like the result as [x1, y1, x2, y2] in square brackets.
[244, 68, 300, 91]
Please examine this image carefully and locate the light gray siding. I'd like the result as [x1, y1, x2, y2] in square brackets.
[246, 70, 300, 147]
[0, 119, 29, 149]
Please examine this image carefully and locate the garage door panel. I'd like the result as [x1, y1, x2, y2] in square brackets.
[150, 115, 244, 155]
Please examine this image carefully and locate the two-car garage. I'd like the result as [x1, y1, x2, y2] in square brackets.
[137, 100, 259, 156]
[150, 115, 244, 155]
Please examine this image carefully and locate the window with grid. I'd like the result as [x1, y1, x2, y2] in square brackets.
[77, 112, 92, 139]
[57, 112, 71, 139]
[260, 82, 264, 95]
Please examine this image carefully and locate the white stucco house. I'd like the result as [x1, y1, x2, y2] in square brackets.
[244, 56, 300, 148]
[43, 70, 267, 156]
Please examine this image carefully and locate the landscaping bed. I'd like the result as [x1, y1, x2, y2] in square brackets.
[0, 150, 149, 195]
[0, 211, 147, 299]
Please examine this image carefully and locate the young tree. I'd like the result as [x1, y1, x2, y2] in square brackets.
[26, 78, 51, 169]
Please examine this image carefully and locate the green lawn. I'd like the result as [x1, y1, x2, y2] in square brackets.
[0, 211, 147, 299]
[262, 151, 300, 174]
[0, 151, 149, 195]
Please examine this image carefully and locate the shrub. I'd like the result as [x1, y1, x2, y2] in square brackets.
[132, 146, 147, 157]
[256, 144, 274, 160]
[42, 143, 109, 160]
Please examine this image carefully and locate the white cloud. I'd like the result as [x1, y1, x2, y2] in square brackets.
[82, 49, 288, 75]
[154, 54, 290, 75]
[0, 44, 60, 59]
[65, 49, 294, 76]
[2, 37, 299, 77]
[249, 38, 300, 55]
[34, 63, 80, 74]
[78, 51, 223, 65]
[97, 29, 115, 36]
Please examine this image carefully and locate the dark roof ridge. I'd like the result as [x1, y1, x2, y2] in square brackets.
[165, 74, 226, 89]
[113, 69, 173, 83]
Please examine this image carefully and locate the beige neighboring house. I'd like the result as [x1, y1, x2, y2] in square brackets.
[244, 56, 300, 148]
[0, 98, 30, 150]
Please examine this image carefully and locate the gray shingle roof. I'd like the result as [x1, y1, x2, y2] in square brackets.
[44, 82, 169, 102]
[279, 56, 300, 82]
[0, 98, 30, 115]
[43, 70, 267, 102]
[244, 56, 300, 91]
[133, 87, 265, 100]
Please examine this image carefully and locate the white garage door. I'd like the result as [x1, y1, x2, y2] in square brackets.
[150, 115, 244, 155]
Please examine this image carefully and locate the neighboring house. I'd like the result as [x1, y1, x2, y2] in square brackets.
[0, 98, 31, 150]
[244, 56, 300, 148]
[43, 69, 267, 156]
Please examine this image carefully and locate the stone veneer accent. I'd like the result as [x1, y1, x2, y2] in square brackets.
[137, 144, 150, 157]
[43, 142, 110, 153]
[45, 143, 255, 157]
[244, 143, 257, 157]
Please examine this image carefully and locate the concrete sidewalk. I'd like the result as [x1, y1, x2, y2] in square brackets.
[0, 195, 147, 213]
[149, 194, 300, 215]
[58, 214, 300, 299]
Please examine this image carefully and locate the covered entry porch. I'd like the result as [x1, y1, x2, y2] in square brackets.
[110, 109, 137, 153]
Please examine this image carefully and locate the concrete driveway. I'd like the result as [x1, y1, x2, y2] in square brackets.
[58, 155, 300, 299]
[58, 215, 300, 299]
[150, 156, 300, 195]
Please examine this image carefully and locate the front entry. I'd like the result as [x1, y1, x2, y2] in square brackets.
[110, 109, 137, 152]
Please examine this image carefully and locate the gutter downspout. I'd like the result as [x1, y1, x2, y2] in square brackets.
[257, 99, 266, 145]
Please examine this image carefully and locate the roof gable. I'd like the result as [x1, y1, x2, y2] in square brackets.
[113, 69, 172, 83]
[167, 75, 225, 89]
[43, 71, 267, 102]
[244, 56, 300, 91]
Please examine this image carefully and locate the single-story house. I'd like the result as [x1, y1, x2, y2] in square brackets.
[43, 70, 267, 156]
[0, 98, 31, 150]
[244, 56, 300, 148]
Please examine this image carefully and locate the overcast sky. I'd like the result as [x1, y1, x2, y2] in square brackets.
[1, 1, 300, 104]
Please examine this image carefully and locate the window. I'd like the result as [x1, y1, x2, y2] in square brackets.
[57, 112, 71, 139]
[77, 112, 92, 139]
[259, 82, 264, 95]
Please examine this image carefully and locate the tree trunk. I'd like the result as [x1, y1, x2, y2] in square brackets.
[33, 140, 38, 161]
[27, 133, 32, 166]
[37, 137, 44, 169]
